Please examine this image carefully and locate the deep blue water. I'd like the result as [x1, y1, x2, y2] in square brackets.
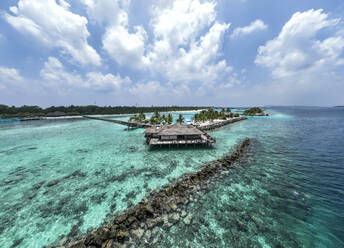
[148, 107, 344, 247]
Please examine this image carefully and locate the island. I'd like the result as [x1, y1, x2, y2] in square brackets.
[0, 104, 209, 119]
[242, 107, 269, 116]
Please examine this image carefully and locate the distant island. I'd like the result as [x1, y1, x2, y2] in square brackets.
[0, 104, 210, 119]
[242, 107, 269, 116]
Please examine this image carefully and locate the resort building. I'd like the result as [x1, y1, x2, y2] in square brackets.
[144, 124, 216, 147]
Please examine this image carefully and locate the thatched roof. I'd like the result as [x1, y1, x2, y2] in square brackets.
[145, 124, 203, 136]
[144, 126, 160, 134]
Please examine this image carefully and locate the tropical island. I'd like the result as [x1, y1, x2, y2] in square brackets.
[128, 108, 243, 127]
[0, 104, 209, 119]
[242, 107, 269, 116]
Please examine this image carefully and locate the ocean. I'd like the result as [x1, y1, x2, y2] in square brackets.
[0, 107, 343, 247]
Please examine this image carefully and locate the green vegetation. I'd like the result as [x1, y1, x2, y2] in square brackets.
[193, 109, 228, 122]
[243, 107, 264, 116]
[166, 113, 173, 124]
[0, 104, 209, 119]
[130, 111, 174, 125]
[129, 112, 146, 122]
[176, 114, 185, 124]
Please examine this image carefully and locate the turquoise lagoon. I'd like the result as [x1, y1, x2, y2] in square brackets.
[0, 108, 343, 247]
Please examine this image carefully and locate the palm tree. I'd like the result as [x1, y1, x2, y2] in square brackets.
[176, 114, 184, 124]
[153, 110, 160, 119]
[167, 113, 173, 124]
[139, 112, 146, 121]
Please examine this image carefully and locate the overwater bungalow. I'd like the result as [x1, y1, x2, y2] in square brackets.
[144, 124, 216, 147]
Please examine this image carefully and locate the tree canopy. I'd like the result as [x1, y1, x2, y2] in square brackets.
[193, 109, 227, 122]
[176, 114, 185, 124]
[243, 107, 264, 116]
[0, 105, 210, 119]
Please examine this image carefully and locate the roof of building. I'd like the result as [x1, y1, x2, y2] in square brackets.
[145, 124, 204, 136]
[144, 126, 160, 134]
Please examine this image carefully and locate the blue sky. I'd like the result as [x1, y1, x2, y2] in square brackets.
[0, 0, 344, 107]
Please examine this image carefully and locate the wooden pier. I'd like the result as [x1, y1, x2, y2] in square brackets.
[82, 115, 152, 128]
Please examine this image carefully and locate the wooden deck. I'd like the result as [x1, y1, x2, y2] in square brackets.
[82, 116, 152, 128]
[148, 134, 215, 146]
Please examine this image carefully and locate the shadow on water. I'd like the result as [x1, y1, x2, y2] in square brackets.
[147, 144, 216, 152]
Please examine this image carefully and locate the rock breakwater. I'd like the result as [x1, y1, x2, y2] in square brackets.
[48, 138, 252, 248]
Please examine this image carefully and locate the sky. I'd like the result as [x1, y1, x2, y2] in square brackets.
[0, 0, 344, 107]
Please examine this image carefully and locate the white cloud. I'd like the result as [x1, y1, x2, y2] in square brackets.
[250, 9, 344, 106]
[103, 25, 149, 68]
[256, 9, 343, 79]
[151, 0, 216, 48]
[80, 0, 129, 25]
[80, 0, 233, 83]
[146, 0, 232, 83]
[40, 57, 83, 88]
[4, 0, 101, 66]
[0, 66, 24, 92]
[80, 0, 149, 68]
[86, 72, 131, 92]
[231, 19, 267, 38]
[40, 57, 130, 94]
[0, 66, 23, 83]
[164, 23, 231, 82]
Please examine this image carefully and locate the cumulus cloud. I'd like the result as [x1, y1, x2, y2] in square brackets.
[231, 19, 267, 38]
[163, 23, 231, 82]
[146, 0, 232, 83]
[80, 0, 130, 25]
[4, 0, 101, 66]
[103, 25, 149, 68]
[0, 67, 23, 82]
[0, 66, 25, 92]
[86, 72, 131, 92]
[251, 9, 344, 106]
[255, 9, 343, 79]
[80, 0, 149, 68]
[40, 57, 83, 89]
[80, 0, 233, 84]
[151, 0, 216, 48]
[40, 57, 130, 94]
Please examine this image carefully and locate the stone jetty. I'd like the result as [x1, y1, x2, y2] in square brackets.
[48, 138, 251, 248]
[197, 117, 247, 131]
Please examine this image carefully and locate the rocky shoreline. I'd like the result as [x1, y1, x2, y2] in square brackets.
[48, 138, 252, 248]
[198, 117, 247, 131]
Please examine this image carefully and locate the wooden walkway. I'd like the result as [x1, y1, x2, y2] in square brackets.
[82, 115, 152, 128]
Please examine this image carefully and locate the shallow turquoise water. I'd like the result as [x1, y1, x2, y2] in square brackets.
[0, 108, 343, 247]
